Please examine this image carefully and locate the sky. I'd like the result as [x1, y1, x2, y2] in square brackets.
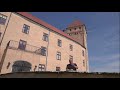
[31, 12, 120, 72]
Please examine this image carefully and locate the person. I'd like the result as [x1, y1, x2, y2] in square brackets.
[66, 59, 78, 71]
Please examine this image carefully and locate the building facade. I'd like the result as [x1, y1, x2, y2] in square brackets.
[0, 12, 89, 74]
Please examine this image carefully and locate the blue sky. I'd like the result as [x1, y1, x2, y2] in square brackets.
[31, 12, 119, 72]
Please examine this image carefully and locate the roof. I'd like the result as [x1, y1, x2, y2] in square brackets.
[68, 20, 84, 28]
[16, 12, 85, 48]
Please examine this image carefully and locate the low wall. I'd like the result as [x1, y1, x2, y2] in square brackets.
[0, 72, 119, 78]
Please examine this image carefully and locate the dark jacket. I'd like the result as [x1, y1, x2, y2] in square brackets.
[66, 63, 77, 71]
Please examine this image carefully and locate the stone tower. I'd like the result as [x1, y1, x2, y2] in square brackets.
[63, 20, 89, 72]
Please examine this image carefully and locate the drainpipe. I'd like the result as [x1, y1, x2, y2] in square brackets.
[0, 12, 12, 46]
[45, 29, 50, 71]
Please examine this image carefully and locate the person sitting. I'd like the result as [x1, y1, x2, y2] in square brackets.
[66, 59, 78, 71]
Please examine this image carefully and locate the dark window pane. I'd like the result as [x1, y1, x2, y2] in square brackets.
[41, 47, 46, 56]
[22, 24, 30, 34]
[43, 33, 48, 41]
[70, 44, 73, 51]
[58, 39, 62, 47]
[0, 14, 7, 25]
[82, 50, 84, 56]
[18, 40, 27, 50]
[56, 67, 60, 71]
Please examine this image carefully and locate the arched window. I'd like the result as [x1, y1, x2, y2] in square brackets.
[12, 60, 31, 72]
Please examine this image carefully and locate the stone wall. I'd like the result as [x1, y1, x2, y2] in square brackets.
[0, 72, 119, 78]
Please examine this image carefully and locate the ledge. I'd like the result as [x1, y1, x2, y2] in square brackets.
[0, 71, 119, 78]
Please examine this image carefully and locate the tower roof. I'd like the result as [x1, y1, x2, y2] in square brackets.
[68, 20, 84, 28]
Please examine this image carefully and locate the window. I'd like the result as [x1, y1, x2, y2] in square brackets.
[43, 33, 48, 41]
[56, 67, 60, 71]
[70, 29, 71, 31]
[18, 40, 27, 50]
[82, 50, 84, 56]
[38, 64, 45, 71]
[58, 39, 62, 47]
[69, 55, 73, 60]
[56, 52, 61, 60]
[83, 60, 85, 67]
[79, 27, 81, 29]
[0, 32, 2, 38]
[41, 46, 46, 56]
[70, 44, 73, 51]
[22, 24, 30, 34]
[0, 14, 7, 25]
[74, 28, 76, 30]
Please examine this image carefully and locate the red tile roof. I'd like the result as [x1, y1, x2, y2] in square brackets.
[68, 20, 84, 28]
[16, 12, 84, 47]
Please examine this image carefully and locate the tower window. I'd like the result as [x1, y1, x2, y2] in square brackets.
[82, 50, 84, 56]
[70, 29, 71, 31]
[0, 32, 2, 38]
[69, 55, 73, 60]
[70, 44, 73, 51]
[83, 60, 85, 67]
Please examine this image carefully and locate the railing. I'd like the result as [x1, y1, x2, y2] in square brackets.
[7, 40, 41, 55]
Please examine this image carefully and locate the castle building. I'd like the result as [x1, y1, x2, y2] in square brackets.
[0, 12, 89, 74]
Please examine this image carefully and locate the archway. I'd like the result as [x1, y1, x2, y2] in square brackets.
[12, 60, 31, 72]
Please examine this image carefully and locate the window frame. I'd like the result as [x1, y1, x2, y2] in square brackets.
[0, 32, 2, 38]
[0, 13, 7, 25]
[69, 55, 73, 60]
[41, 46, 47, 56]
[82, 50, 84, 56]
[56, 67, 61, 71]
[42, 33, 48, 42]
[83, 60, 85, 67]
[58, 39, 62, 47]
[18, 40, 27, 50]
[69, 44, 73, 51]
[22, 24, 30, 34]
[38, 64, 45, 71]
[56, 51, 61, 60]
